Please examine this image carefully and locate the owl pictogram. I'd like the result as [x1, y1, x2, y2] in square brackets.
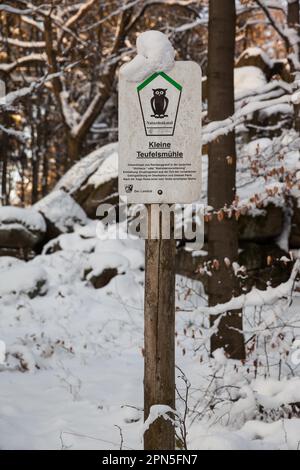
[151, 89, 169, 119]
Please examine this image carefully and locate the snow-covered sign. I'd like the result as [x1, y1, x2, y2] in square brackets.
[119, 61, 202, 203]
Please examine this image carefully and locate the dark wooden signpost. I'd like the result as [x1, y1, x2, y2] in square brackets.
[119, 60, 202, 450]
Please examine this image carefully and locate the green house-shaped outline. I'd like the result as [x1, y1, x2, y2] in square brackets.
[137, 71, 182, 137]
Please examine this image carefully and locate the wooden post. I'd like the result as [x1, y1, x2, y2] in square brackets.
[144, 204, 176, 450]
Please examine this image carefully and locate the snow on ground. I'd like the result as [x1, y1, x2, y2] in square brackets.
[0, 264, 47, 297]
[0, 217, 300, 450]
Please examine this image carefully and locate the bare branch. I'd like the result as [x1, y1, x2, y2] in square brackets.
[253, 0, 289, 47]
[0, 53, 46, 74]
[0, 36, 45, 49]
[64, 0, 98, 30]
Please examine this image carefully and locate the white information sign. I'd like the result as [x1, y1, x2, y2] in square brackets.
[119, 61, 201, 204]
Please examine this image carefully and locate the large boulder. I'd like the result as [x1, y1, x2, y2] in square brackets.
[238, 242, 292, 290]
[83, 252, 129, 288]
[176, 242, 292, 292]
[0, 206, 46, 258]
[236, 47, 273, 79]
[34, 189, 88, 241]
[236, 47, 291, 82]
[56, 143, 118, 218]
[199, 205, 284, 244]
[238, 204, 284, 242]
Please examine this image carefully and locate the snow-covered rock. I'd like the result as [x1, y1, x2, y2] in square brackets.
[238, 204, 284, 242]
[83, 240, 145, 288]
[235, 66, 267, 98]
[236, 47, 273, 77]
[56, 143, 118, 218]
[34, 189, 88, 237]
[0, 206, 46, 254]
[83, 253, 128, 289]
[0, 264, 47, 298]
[42, 232, 96, 255]
[236, 47, 290, 83]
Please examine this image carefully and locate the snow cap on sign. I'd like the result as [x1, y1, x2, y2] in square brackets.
[121, 30, 175, 82]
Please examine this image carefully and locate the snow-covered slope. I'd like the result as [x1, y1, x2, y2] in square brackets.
[0, 217, 299, 449]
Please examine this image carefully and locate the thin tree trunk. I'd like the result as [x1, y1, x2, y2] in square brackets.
[66, 133, 81, 169]
[288, 0, 300, 131]
[42, 147, 48, 196]
[1, 145, 8, 206]
[31, 104, 39, 204]
[41, 106, 48, 197]
[288, 0, 300, 26]
[207, 0, 245, 360]
[0, 111, 9, 206]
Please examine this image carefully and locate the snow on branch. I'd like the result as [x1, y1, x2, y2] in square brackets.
[0, 124, 26, 141]
[64, 0, 98, 30]
[203, 92, 295, 144]
[254, 0, 300, 70]
[235, 79, 292, 103]
[0, 71, 61, 109]
[196, 260, 300, 317]
[0, 64, 82, 111]
[0, 53, 46, 73]
[254, 0, 288, 44]
[0, 4, 44, 15]
[0, 36, 45, 49]
[168, 17, 207, 33]
[0, 81, 39, 108]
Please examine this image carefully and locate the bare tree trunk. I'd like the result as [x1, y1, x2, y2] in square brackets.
[30, 102, 39, 204]
[144, 206, 176, 450]
[31, 156, 39, 204]
[42, 148, 48, 197]
[66, 134, 81, 169]
[1, 142, 8, 206]
[207, 0, 245, 360]
[0, 110, 9, 206]
[288, 0, 300, 131]
[288, 0, 300, 26]
[41, 107, 48, 197]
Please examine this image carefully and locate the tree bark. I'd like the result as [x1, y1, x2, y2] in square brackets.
[66, 134, 81, 169]
[207, 0, 245, 360]
[288, 0, 300, 27]
[0, 137, 8, 206]
[0, 110, 9, 206]
[288, 0, 300, 131]
[144, 205, 176, 450]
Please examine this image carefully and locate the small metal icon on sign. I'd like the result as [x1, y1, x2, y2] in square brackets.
[125, 184, 133, 193]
